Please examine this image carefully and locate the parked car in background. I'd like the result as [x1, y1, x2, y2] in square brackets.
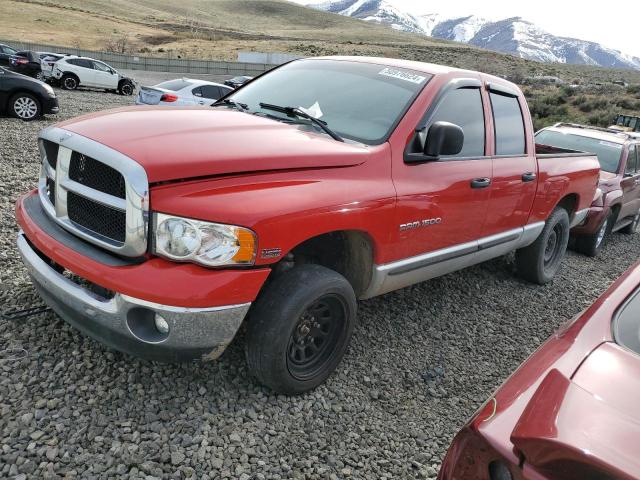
[136, 78, 233, 106]
[439, 259, 640, 480]
[224, 75, 252, 88]
[15, 57, 599, 394]
[0, 66, 58, 120]
[39, 52, 68, 82]
[52, 56, 135, 95]
[9, 50, 43, 79]
[610, 113, 640, 133]
[0, 43, 17, 67]
[536, 123, 640, 256]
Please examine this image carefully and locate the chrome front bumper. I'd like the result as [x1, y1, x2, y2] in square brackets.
[17, 233, 250, 362]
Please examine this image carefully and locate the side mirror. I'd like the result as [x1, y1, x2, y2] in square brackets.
[424, 121, 464, 158]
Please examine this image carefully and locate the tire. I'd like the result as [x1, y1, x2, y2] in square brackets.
[516, 207, 570, 285]
[61, 74, 78, 90]
[9, 93, 41, 121]
[119, 82, 134, 96]
[621, 209, 640, 234]
[574, 212, 611, 257]
[245, 264, 357, 394]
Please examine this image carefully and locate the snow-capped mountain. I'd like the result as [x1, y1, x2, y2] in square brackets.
[305, 0, 640, 70]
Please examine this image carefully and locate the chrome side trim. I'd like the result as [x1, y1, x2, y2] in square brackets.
[361, 222, 545, 299]
[570, 208, 589, 228]
[37, 126, 149, 257]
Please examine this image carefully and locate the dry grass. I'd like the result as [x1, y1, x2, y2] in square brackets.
[2, 0, 640, 130]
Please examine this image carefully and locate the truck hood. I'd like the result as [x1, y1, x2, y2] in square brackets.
[56, 107, 370, 183]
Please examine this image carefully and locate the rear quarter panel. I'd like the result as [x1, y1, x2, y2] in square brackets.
[530, 155, 600, 223]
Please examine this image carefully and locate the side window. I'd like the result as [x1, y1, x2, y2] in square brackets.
[625, 146, 638, 175]
[220, 86, 233, 97]
[192, 87, 202, 97]
[490, 91, 526, 155]
[92, 61, 111, 72]
[77, 59, 92, 69]
[200, 85, 220, 99]
[428, 87, 485, 158]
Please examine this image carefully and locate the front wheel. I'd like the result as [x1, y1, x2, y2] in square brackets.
[516, 207, 570, 284]
[245, 264, 357, 394]
[9, 93, 41, 121]
[574, 213, 611, 257]
[119, 82, 134, 96]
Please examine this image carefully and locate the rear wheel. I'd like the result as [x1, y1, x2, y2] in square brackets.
[516, 207, 570, 284]
[245, 264, 357, 394]
[9, 93, 41, 121]
[574, 213, 611, 257]
[35, 71, 44, 81]
[61, 74, 78, 90]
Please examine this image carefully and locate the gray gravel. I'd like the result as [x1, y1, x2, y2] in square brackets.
[2, 84, 640, 479]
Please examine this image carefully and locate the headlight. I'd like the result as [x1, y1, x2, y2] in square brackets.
[153, 213, 256, 267]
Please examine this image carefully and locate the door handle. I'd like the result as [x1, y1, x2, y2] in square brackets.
[470, 177, 491, 189]
[522, 172, 537, 182]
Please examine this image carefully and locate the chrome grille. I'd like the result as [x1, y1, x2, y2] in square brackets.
[37, 127, 149, 257]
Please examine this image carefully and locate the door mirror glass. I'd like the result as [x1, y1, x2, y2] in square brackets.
[424, 121, 464, 158]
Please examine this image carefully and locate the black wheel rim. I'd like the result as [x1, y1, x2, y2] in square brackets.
[65, 78, 76, 89]
[287, 294, 347, 381]
[122, 84, 133, 95]
[543, 224, 563, 267]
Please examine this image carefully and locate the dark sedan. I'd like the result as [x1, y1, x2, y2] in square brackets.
[223, 75, 253, 89]
[0, 67, 59, 120]
[10, 50, 43, 79]
[0, 43, 18, 67]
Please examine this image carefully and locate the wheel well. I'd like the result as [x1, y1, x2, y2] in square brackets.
[118, 79, 131, 88]
[62, 72, 79, 81]
[6, 89, 43, 107]
[556, 194, 578, 217]
[285, 231, 374, 297]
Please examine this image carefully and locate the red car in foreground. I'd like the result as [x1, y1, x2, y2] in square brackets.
[439, 261, 640, 480]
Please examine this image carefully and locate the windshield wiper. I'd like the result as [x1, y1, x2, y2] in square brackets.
[259, 102, 344, 142]
[213, 98, 248, 112]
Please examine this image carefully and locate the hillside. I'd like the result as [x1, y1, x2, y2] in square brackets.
[1, 0, 639, 129]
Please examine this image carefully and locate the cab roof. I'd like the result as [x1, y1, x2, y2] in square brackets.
[309, 55, 518, 88]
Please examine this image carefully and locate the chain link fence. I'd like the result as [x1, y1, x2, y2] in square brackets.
[1, 39, 275, 75]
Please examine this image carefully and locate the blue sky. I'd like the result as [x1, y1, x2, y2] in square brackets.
[290, 0, 640, 58]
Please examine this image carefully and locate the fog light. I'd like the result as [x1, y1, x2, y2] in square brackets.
[154, 314, 170, 334]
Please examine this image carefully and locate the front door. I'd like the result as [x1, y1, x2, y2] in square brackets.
[92, 61, 118, 89]
[392, 84, 491, 260]
[620, 144, 640, 220]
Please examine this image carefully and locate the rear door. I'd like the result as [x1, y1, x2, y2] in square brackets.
[481, 85, 537, 237]
[620, 144, 640, 220]
[392, 80, 492, 258]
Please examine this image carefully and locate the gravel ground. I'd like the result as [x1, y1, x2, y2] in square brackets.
[1, 85, 640, 480]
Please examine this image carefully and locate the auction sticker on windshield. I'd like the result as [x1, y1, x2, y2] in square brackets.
[379, 67, 427, 84]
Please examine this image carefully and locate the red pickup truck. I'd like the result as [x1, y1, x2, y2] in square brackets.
[15, 57, 600, 393]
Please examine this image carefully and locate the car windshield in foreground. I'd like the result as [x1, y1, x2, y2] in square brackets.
[155, 79, 193, 91]
[535, 130, 623, 173]
[228, 59, 431, 145]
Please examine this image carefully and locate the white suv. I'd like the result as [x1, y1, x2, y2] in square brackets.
[52, 57, 135, 95]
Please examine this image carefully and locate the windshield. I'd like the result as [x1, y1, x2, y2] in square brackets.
[228, 59, 431, 144]
[535, 130, 624, 173]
